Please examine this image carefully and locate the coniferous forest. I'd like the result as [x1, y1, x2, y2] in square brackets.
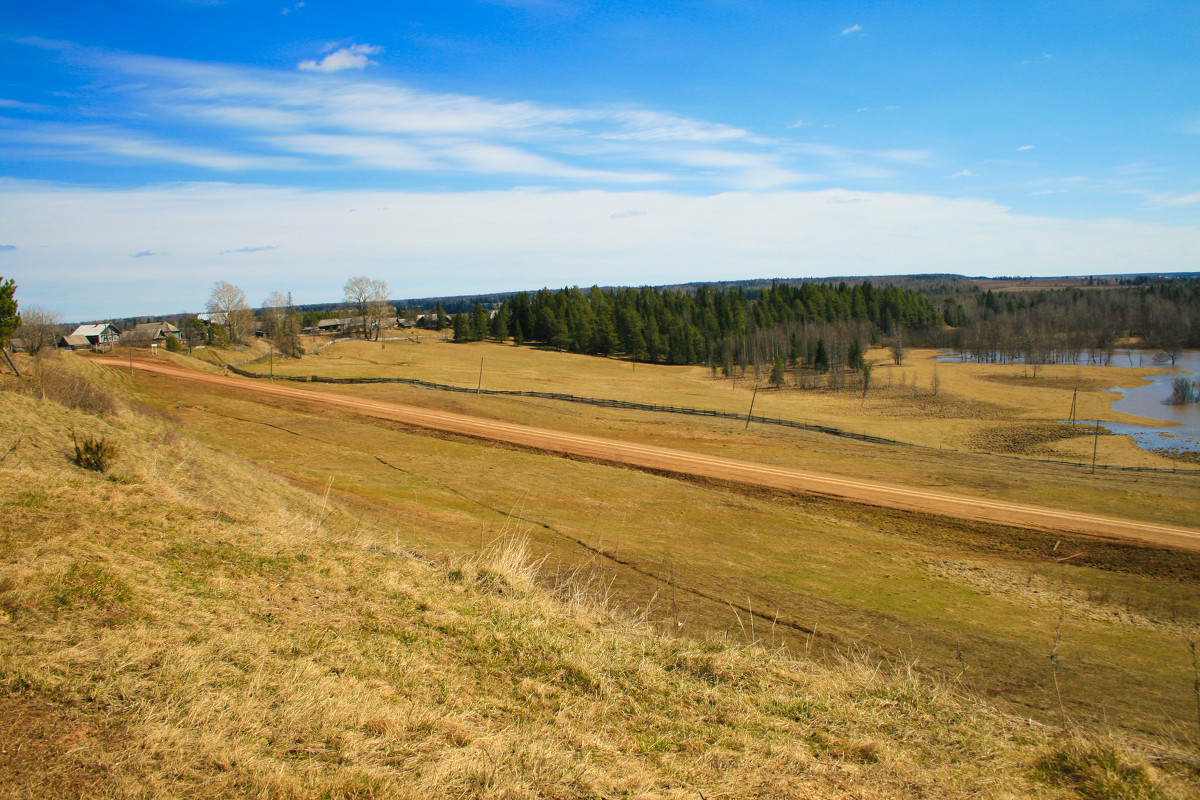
[452, 281, 940, 378]
[446, 277, 1200, 378]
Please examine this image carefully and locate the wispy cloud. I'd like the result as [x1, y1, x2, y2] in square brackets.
[0, 125, 301, 170]
[610, 209, 645, 219]
[951, 169, 979, 178]
[0, 98, 53, 113]
[841, 24, 862, 35]
[5, 43, 939, 191]
[131, 250, 158, 258]
[219, 244, 279, 255]
[298, 44, 382, 73]
[281, 1, 304, 14]
[1017, 145, 1035, 151]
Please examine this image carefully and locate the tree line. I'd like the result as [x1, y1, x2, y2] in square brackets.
[451, 281, 941, 372]
[925, 282, 1200, 366]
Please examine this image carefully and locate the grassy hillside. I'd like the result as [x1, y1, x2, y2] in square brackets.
[104, 346, 1200, 744]
[3, 357, 1196, 798]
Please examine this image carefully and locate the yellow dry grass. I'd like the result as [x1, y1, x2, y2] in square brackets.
[92, 348, 1200, 752]
[7, 359, 1196, 798]
[235, 337, 1195, 469]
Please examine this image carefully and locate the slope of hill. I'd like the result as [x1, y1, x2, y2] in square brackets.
[0, 356, 1193, 799]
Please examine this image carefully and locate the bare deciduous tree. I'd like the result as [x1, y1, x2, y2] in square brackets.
[343, 277, 392, 341]
[206, 281, 251, 343]
[18, 306, 62, 355]
[261, 291, 301, 357]
[260, 291, 288, 342]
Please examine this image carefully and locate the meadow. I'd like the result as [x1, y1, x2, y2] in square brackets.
[1, 352, 1198, 798]
[110, 338, 1200, 749]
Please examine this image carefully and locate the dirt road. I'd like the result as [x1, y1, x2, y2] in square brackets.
[102, 358, 1200, 552]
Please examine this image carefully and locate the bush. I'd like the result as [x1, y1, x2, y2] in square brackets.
[71, 430, 119, 472]
[1166, 377, 1199, 405]
[165, 334, 181, 353]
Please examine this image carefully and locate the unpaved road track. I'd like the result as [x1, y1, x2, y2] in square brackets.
[103, 358, 1200, 552]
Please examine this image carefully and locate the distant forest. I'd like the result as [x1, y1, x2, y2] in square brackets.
[932, 281, 1200, 365]
[445, 277, 1200, 377]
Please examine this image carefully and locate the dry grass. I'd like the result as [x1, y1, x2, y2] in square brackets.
[214, 337, 1196, 470]
[109, 345, 1200, 745]
[2, 362, 1196, 797]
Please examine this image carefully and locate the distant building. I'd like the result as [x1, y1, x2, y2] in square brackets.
[56, 334, 92, 351]
[122, 321, 181, 347]
[69, 323, 122, 350]
[316, 318, 353, 333]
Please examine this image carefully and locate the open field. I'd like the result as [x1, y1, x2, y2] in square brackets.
[66, 346, 1200, 753]
[5, 359, 1197, 797]
[97, 357, 1200, 551]
[163, 337, 1200, 531]
[236, 335, 1196, 466]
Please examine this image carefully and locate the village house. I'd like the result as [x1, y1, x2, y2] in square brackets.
[122, 321, 181, 348]
[66, 323, 122, 351]
[55, 334, 92, 351]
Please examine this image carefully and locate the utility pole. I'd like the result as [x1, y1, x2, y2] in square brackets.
[476, 356, 484, 394]
[1068, 387, 1077, 425]
[1091, 420, 1100, 473]
[745, 384, 759, 430]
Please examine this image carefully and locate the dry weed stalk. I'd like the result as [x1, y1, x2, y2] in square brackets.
[1050, 606, 1068, 729]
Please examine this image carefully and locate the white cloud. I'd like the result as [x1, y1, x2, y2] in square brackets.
[281, 1, 304, 13]
[219, 245, 280, 255]
[298, 44, 383, 73]
[879, 149, 931, 164]
[841, 24, 862, 35]
[610, 209, 645, 219]
[29, 49, 892, 189]
[1017, 145, 1035, 151]
[0, 98, 53, 113]
[0, 126, 301, 171]
[951, 169, 979, 178]
[7, 180, 1200, 320]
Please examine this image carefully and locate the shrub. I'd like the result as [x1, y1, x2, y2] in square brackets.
[72, 429, 119, 472]
[1166, 377, 1199, 405]
[165, 334, 181, 353]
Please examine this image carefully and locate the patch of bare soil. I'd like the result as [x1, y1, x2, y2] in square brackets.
[965, 422, 1110, 455]
[0, 693, 125, 798]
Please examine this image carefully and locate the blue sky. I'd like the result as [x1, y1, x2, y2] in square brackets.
[1, 0, 1197, 320]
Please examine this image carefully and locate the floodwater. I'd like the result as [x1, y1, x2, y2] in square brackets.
[939, 349, 1200, 454]
[1101, 350, 1200, 454]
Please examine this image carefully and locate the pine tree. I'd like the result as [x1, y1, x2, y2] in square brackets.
[0, 277, 19, 349]
[769, 358, 786, 388]
[814, 337, 830, 373]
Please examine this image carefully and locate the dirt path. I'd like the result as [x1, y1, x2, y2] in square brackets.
[102, 358, 1200, 552]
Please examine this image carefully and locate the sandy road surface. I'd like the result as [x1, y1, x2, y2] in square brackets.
[102, 358, 1200, 552]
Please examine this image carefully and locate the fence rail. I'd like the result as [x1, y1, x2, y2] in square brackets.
[224, 364, 1197, 476]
